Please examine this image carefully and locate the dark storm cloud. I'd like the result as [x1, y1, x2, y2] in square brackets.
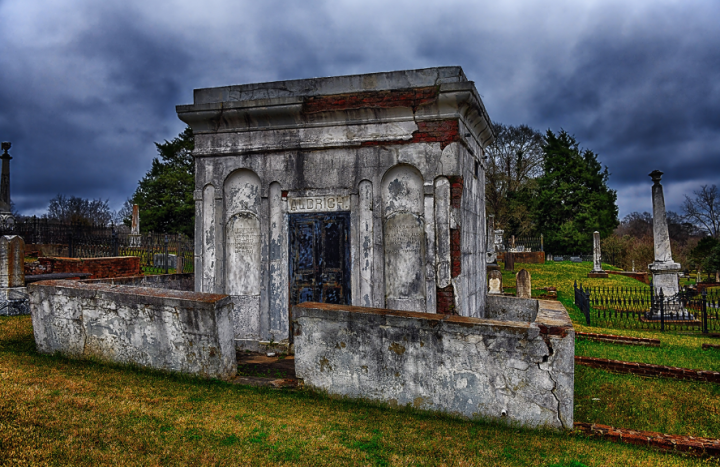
[0, 2, 191, 214]
[1, 0, 719, 220]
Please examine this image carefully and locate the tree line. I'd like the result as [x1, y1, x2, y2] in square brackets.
[26, 123, 720, 280]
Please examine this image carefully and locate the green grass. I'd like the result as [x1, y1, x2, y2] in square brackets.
[575, 365, 720, 438]
[0, 315, 709, 466]
[576, 336, 720, 371]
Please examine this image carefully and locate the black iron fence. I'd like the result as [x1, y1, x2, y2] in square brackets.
[499, 235, 544, 252]
[3, 219, 193, 275]
[574, 281, 720, 333]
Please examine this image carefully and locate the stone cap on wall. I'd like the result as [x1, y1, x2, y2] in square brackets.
[292, 299, 574, 339]
[28, 280, 230, 308]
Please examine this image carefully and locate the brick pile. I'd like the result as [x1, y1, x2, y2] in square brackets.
[575, 422, 720, 457]
[575, 356, 720, 383]
[576, 331, 660, 347]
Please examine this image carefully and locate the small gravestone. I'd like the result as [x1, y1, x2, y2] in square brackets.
[153, 253, 177, 270]
[516, 269, 531, 299]
[553, 256, 564, 262]
[488, 269, 502, 295]
[504, 252, 515, 271]
[0, 235, 29, 316]
[571, 256, 582, 263]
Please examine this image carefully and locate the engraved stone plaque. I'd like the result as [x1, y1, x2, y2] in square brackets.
[384, 212, 425, 300]
[516, 269, 531, 299]
[288, 195, 350, 213]
[226, 212, 261, 295]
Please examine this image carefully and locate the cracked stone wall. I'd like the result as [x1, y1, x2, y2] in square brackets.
[293, 297, 574, 429]
[29, 280, 236, 379]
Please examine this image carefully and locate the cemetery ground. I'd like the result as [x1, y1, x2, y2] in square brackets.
[1, 265, 719, 465]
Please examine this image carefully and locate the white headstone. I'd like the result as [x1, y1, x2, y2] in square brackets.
[488, 269, 502, 294]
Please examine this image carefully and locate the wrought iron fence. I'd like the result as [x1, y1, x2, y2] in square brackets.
[499, 235, 544, 252]
[574, 281, 720, 333]
[3, 218, 193, 275]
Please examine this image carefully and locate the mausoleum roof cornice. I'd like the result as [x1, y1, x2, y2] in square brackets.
[177, 67, 494, 156]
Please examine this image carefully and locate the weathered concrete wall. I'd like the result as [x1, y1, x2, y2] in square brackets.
[29, 280, 236, 379]
[178, 67, 495, 348]
[83, 273, 194, 291]
[293, 299, 573, 429]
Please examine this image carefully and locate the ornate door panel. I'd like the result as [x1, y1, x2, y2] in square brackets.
[289, 212, 351, 307]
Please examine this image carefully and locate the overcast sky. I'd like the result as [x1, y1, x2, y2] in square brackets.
[1, 0, 718, 221]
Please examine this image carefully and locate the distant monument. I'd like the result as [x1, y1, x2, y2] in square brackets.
[486, 215, 499, 270]
[0, 142, 15, 230]
[587, 231, 608, 278]
[129, 204, 142, 247]
[647, 170, 681, 296]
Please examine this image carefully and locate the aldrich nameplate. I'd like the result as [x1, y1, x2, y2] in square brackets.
[288, 195, 350, 213]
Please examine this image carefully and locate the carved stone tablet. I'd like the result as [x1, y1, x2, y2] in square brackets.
[226, 213, 261, 295]
[0, 235, 24, 288]
[384, 212, 425, 301]
[516, 269, 531, 299]
[288, 195, 350, 213]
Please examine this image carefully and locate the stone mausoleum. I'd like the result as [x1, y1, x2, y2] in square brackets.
[176, 67, 494, 349]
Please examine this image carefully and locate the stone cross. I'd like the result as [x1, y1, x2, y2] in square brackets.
[516, 269, 531, 299]
[486, 215, 497, 264]
[647, 170, 681, 296]
[0, 235, 24, 288]
[488, 269, 502, 294]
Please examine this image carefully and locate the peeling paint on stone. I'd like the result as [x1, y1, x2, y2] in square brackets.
[294, 297, 574, 430]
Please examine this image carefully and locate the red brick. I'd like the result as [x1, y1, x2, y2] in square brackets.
[303, 87, 438, 114]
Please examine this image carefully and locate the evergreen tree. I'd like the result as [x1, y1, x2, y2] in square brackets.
[127, 127, 194, 236]
[534, 130, 618, 253]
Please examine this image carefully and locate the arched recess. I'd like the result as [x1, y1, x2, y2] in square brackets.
[381, 164, 426, 311]
[223, 169, 262, 339]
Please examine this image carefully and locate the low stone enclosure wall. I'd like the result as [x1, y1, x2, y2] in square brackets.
[25, 256, 142, 279]
[293, 296, 574, 429]
[82, 273, 194, 291]
[29, 280, 236, 380]
[497, 251, 545, 264]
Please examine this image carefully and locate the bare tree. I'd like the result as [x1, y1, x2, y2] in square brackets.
[46, 194, 115, 226]
[682, 184, 720, 239]
[485, 123, 545, 234]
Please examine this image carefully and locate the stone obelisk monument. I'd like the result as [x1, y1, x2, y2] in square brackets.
[0, 143, 16, 230]
[648, 170, 681, 296]
[587, 231, 608, 278]
[129, 204, 141, 247]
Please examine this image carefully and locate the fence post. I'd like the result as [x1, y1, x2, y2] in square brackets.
[111, 225, 118, 257]
[540, 234, 544, 252]
[584, 288, 591, 325]
[164, 234, 169, 274]
[702, 288, 708, 334]
[659, 289, 665, 332]
[69, 232, 74, 258]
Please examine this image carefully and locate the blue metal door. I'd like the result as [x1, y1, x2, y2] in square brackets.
[289, 212, 351, 306]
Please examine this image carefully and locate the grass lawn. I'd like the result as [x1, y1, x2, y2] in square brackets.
[0, 316, 710, 466]
[3, 261, 720, 465]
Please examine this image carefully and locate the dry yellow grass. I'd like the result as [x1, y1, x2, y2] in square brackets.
[1, 315, 716, 466]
